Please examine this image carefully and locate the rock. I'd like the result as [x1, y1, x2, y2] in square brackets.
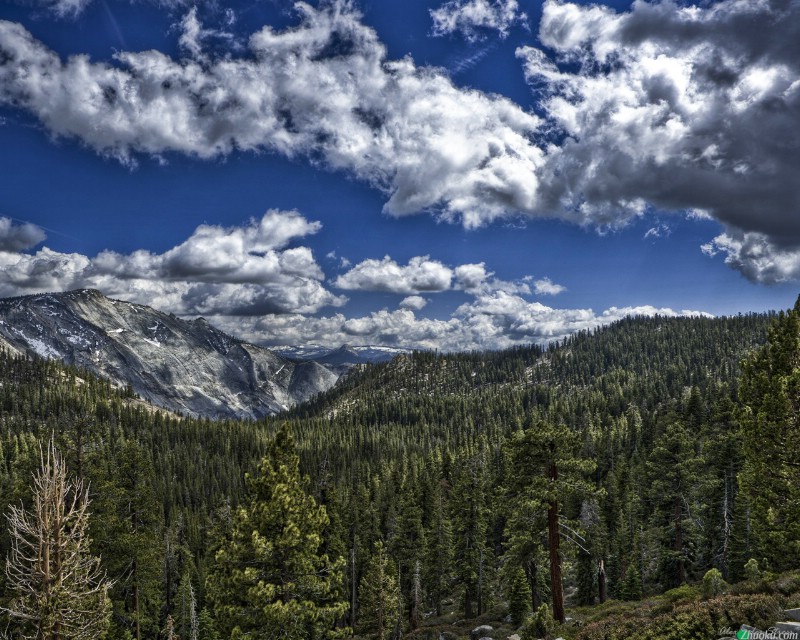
[471, 625, 493, 640]
[776, 621, 800, 636]
[0, 289, 342, 420]
[507, 635, 521, 640]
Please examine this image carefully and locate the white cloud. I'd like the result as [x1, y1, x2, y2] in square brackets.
[36, 0, 194, 18]
[516, 0, 800, 250]
[454, 262, 489, 291]
[702, 231, 800, 284]
[431, 0, 526, 41]
[211, 291, 710, 352]
[41, 0, 93, 19]
[0, 217, 46, 252]
[333, 256, 453, 294]
[0, 3, 545, 228]
[5, 0, 800, 282]
[334, 255, 538, 297]
[644, 224, 671, 240]
[399, 295, 428, 310]
[530, 277, 565, 296]
[0, 210, 345, 315]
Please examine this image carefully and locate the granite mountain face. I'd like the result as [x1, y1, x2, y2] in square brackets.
[0, 289, 340, 420]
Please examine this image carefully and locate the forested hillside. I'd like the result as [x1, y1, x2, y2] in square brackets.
[1, 309, 797, 639]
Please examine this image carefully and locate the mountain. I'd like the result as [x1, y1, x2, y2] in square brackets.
[0, 289, 339, 420]
[275, 343, 410, 373]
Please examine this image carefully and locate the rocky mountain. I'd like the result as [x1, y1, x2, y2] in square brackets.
[275, 343, 410, 374]
[0, 289, 340, 420]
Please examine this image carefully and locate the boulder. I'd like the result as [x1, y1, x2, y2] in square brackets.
[471, 625, 493, 640]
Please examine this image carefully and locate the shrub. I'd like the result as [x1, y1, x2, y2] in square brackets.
[744, 559, 761, 581]
[702, 568, 728, 598]
[521, 604, 556, 640]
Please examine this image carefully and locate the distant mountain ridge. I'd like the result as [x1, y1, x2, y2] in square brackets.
[275, 344, 411, 372]
[0, 289, 343, 420]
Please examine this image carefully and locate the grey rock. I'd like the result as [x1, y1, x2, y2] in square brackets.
[506, 635, 521, 640]
[0, 289, 340, 420]
[471, 625, 493, 640]
[776, 622, 800, 637]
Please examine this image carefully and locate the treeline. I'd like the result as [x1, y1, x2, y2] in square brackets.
[0, 308, 796, 638]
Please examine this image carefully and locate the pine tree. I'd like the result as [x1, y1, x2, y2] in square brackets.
[91, 440, 162, 640]
[739, 298, 800, 570]
[206, 425, 348, 640]
[197, 608, 220, 640]
[618, 560, 642, 601]
[646, 418, 704, 588]
[507, 566, 530, 627]
[357, 541, 402, 640]
[507, 421, 595, 623]
[423, 477, 453, 617]
[3, 441, 112, 639]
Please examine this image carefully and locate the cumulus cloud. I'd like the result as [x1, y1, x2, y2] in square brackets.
[0, 210, 345, 315]
[399, 295, 428, 310]
[530, 277, 565, 296]
[333, 256, 453, 294]
[702, 231, 800, 285]
[517, 0, 800, 246]
[335, 255, 537, 297]
[431, 0, 526, 41]
[0, 217, 46, 252]
[211, 292, 710, 352]
[0, 2, 545, 228]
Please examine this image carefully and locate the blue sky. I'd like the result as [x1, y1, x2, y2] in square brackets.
[0, 0, 797, 350]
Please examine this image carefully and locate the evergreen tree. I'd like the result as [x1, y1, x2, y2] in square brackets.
[198, 608, 220, 640]
[508, 421, 595, 623]
[357, 541, 402, 640]
[646, 418, 704, 588]
[92, 440, 162, 640]
[206, 426, 348, 640]
[739, 298, 800, 570]
[618, 560, 642, 601]
[423, 476, 453, 617]
[507, 566, 530, 627]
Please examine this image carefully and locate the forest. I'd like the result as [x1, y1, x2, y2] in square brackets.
[0, 304, 799, 639]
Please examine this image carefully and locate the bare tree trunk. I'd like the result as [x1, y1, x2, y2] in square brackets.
[4, 441, 111, 640]
[524, 558, 540, 612]
[598, 558, 607, 604]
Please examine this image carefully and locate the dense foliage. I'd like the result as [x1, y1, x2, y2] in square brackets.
[0, 309, 793, 638]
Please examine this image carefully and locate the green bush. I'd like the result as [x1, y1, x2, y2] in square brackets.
[702, 568, 728, 598]
[576, 594, 783, 640]
[662, 583, 701, 604]
[744, 559, 761, 581]
[521, 604, 556, 640]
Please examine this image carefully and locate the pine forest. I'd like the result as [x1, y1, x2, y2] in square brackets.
[2, 305, 800, 639]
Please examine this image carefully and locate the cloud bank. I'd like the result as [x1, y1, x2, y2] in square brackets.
[0, 216, 703, 351]
[211, 297, 710, 352]
[0, 212, 345, 315]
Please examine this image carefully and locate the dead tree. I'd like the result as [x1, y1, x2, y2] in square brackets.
[3, 441, 112, 640]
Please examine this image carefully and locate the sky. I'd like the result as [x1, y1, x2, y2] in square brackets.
[0, 0, 798, 351]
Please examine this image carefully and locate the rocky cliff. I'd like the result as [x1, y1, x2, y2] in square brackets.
[0, 289, 339, 420]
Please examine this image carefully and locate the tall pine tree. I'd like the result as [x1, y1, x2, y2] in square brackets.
[206, 425, 348, 640]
